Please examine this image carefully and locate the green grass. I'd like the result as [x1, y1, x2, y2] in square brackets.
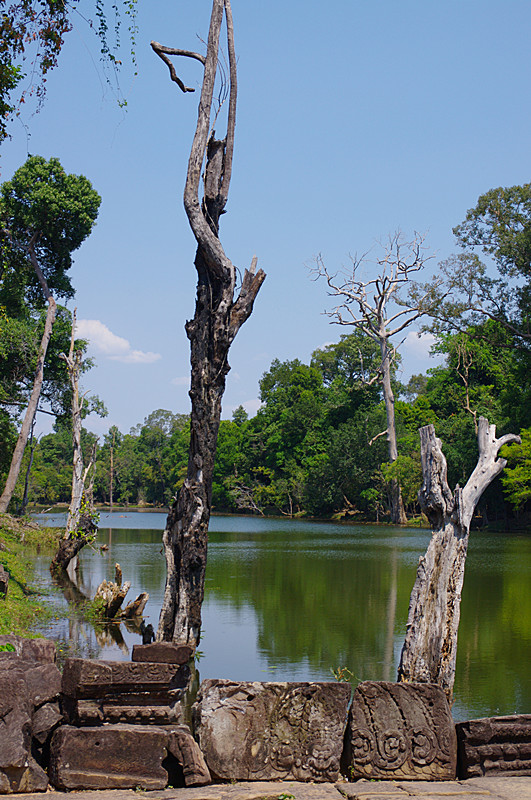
[0, 513, 61, 637]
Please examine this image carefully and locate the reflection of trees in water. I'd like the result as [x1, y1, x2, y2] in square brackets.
[455, 535, 531, 717]
[205, 529, 531, 718]
[51, 568, 144, 662]
[205, 537, 411, 682]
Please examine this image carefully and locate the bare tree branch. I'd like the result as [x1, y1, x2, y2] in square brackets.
[150, 41, 204, 92]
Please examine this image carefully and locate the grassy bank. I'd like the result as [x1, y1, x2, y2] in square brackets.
[0, 514, 61, 636]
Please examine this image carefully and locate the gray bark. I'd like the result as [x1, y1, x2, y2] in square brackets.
[379, 336, 407, 524]
[153, 0, 265, 648]
[397, 417, 520, 698]
[62, 311, 85, 538]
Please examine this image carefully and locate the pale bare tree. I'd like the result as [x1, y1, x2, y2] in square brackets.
[315, 232, 435, 524]
[50, 310, 98, 574]
[152, 0, 265, 647]
[398, 418, 520, 698]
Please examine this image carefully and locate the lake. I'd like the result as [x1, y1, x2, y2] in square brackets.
[32, 511, 530, 723]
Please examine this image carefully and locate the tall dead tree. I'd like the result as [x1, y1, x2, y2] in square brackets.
[398, 417, 520, 698]
[50, 310, 98, 575]
[0, 240, 56, 513]
[315, 233, 434, 525]
[152, 0, 265, 647]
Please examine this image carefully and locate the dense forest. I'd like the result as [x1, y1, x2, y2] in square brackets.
[1, 161, 530, 523]
[3, 319, 531, 522]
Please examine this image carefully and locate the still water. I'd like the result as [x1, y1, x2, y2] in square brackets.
[32, 511, 530, 722]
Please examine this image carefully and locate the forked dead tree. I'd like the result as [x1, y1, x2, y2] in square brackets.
[398, 417, 520, 698]
[50, 310, 98, 574]
[316, 233, 435, 524]
[152, 0, 265, 647]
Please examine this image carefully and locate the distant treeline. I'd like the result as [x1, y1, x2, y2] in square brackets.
[11, 322, 531, 522]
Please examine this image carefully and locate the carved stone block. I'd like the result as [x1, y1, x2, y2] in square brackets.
[61, 658, 190, 698]
[49, 724, 171, 790]
[132, 642, 194, 664]
[62, 696, 183, 726]
[456, 714, 531, 778]
[193, 679, 351, 782]
[48, 723, 210, 790]
[344, 681, 456, 781]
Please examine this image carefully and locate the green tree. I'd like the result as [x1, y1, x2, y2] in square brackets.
[424, 184, 531, 343]
[0, 0, 138, 143]
[315, 233, 436, 523]
[310, 331, 383, 426]
[0, 155, 100, 512]
[501, 428, 531, 512]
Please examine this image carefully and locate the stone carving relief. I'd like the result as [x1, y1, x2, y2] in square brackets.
[344, 681, 457, 781]
[193, 679, 351, 782]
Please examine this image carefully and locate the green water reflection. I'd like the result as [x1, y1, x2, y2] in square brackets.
[34, 513, 530, 721]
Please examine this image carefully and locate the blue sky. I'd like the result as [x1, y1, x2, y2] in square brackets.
[3, 0, 531, 436]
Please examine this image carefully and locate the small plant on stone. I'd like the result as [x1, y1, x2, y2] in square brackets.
[331, 665, 355, 682]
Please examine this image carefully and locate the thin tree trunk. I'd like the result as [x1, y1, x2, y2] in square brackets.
[397, 418, 520, 698]
[153, 0, 265, 647]
[62, 311, 85, 538]
[380, 336, 407, 524]
[0, 296, 56, 513]
[19, 421, 37, 515]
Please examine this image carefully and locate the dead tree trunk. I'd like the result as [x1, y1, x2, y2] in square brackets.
[51, 310, 98, 576]
[152, 0, 265, 648]
[380, 336, 407, 524]
[62, 310, 91, 538]
[314, 233, 435, 526]
[397, 417, 520, 698]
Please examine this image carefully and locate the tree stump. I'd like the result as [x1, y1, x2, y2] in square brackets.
[398, 417, 520, 698]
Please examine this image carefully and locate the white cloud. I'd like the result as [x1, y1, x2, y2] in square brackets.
[77, 319, 161, 364]
[226, 397, 262, 418]
[171, 376, 190, 387]
[403, 331, 437, 358]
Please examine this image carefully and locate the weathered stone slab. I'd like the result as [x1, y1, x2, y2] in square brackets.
[24, 663, 62, 709]
[0, 760, 49, 793]
[0, 667, 32, 769]
[466, 775, 531, 800]
[62, 695, 183, 726]
[49, 724, 171, 790]
[31, 702, 63, 746]
[456, 714, 531, 778]
[61, 658, 190, 698]
[193, 679, 351, 782]
[343, 681, 456, 781]
[0, 636, 55, 664]
[0, 565, 8, 598]
[0, 658, 61, 710]
[132, 642, 194, 664]
[0, 665, 49, 793]
[167, 725, 211, 786]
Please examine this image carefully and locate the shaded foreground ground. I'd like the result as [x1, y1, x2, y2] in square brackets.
[9, 777, 531, 800]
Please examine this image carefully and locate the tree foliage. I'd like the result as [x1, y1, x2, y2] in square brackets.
[0, 0, 138, 143]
